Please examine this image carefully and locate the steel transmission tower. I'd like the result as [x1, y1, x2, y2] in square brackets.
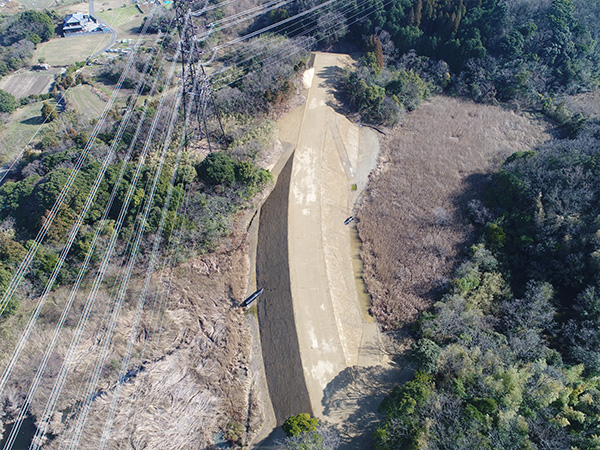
[174, 0, 226, 152]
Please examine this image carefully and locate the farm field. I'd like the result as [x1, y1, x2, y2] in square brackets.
[29, 0, 121, 14]
[67, 85, 107, 120]
[35, 34, 112, 65]
[53, 0, 91, 14]
[92, 78, 131, 105]
[96, 4, 140, 25]
[0, 101, 53, 163]
[14, 0, 57, 10]
[0, 1, 21, 13]
[16, 0, 86, 10]
[0, 70, 58, 98]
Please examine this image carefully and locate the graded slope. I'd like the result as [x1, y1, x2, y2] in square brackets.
[256, 53, 400, 449]
[287, 52, 383, 417]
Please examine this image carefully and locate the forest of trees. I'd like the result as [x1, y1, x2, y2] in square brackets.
[0, 26, 311, 319]
[270, 1, 600, 447]
[0, 10, 56, 76]
[1, 0, 600, 447]
[0, 94, 274, 316]
[375, 119, 600, 449]
[274, 0, 600, 124]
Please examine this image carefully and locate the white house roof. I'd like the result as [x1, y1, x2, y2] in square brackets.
[64, 13, 90, 25]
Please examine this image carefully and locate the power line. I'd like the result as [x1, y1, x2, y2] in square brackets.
[0, 0, 392, 445]
[0, 4, 140, 185]
[27, 39, 183, 450]
[0, 6, 164, 321]
[175, 0, 226, 151]
[1, 24, 177, 450]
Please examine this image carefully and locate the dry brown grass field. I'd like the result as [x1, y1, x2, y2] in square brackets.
[357, 96, 551, 329]
[0, 229, 258, 449]
[0, 70, 59, 98]
[43, 244, 256, 450]
[564, 90, 600, 119]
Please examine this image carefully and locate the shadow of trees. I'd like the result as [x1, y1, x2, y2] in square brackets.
[21, 115, 44, 125]
[321, 360, 414, 450]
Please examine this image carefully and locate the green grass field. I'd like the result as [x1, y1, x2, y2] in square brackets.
[35, 35, 112, 65]
[97, 5, 141, 27]
[98, 5, 146, 39]
[16, 0, 85, 11]
[67, 85, 107, 120]
[0, 101, 54, 164]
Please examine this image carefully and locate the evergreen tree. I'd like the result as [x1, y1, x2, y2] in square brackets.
[41, 101, 57, 122]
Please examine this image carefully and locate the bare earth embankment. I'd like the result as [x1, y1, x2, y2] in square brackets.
[255, 53, 412, 449]
[358, 97, 551, 329]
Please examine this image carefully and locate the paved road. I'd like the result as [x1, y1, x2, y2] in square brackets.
[88, 0, 117, 59]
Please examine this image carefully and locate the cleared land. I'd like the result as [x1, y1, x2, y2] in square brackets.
[0, 101, 51, 163]
[256, 53, 412, 449]
[53, 0, 129, 16]
[0, 70, 58, 99]
[357, 97, 551, 329]
[0, 1, 21, 14]
[0, 234, 258, 450]
[67, 85, 107, 120]
[55, 0, 105, 14]
[287, 53, 381, 412]
[97, 5, 145, 39]
[35, 34, 112, 65]
[14, 0, 57, 10]
[17, 0, 85, 10]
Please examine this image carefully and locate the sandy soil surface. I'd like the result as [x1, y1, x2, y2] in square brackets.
[288, 51, 386, 416]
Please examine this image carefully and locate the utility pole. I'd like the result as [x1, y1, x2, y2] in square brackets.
[173, 0, 226, 152]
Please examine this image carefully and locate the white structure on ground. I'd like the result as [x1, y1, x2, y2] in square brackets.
[63, 13, 108, 35]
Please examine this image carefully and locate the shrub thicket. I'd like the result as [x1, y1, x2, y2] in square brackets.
[0, 89, 16, 113]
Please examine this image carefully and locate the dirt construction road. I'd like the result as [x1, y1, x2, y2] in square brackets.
[288, 53, 384, 418]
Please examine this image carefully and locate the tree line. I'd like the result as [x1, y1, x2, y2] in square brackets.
[0, 10, 57, 77]
[0, 95, 274, 319]
[266, 0, 599, 124]
[375, 120, 600, 449]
